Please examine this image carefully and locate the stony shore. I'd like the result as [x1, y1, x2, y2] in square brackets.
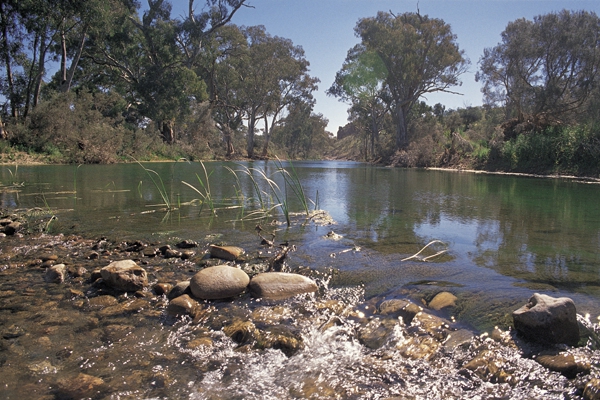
[1, 208, 600, 399]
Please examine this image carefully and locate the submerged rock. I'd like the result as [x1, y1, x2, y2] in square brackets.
[512, 293, 579, 346]
[428, 291, 457, 310]
[100, 260, 148, 292]
[248, 272, 318, 300]
[190, 265, 249, 300]
[45, 263, 66, 283]
[534, 350, 590, 379]
[56, 373, 106, 399]
[378, 298, 422, 324]
[209, 244, 244, 261]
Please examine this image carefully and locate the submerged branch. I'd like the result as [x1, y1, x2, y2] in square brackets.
[401, 240, 447, 262]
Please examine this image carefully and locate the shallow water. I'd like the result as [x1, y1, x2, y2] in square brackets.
[1, 161, 600, 398]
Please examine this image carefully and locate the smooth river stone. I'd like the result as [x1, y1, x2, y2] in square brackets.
[190, 265, 249, 300]
[248, 272, 318, 300]
[100, 260, 148, 292]
[209, 245, 244, 261]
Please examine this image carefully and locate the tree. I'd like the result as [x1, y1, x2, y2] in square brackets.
[477, 10, 600, 125]
[236, 26, 317, 158]
[328, 44, 388, 160]
[352, 11, 469, 150]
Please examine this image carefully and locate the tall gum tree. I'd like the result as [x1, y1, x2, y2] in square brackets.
[476, 10, 600, 126]
[353, 11, 469, 150]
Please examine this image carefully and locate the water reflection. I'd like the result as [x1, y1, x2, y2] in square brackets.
[2, 162, 600, 312]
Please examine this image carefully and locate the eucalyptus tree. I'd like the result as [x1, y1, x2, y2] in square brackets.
[351, 11, 469, 150]
[83, 0, 245, 143]
[237, 25, 318, 158]
[477, 10, 600, 125]
[328, 44, 388, 160]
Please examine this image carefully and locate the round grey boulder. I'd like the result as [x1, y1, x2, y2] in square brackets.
[249, 272, 318, 300]
[190, 265, 249, 300]
[512, 293, 579, 346]
[100, 260, 148, 292]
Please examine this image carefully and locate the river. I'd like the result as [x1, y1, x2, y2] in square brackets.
[1, 160, 599, 399]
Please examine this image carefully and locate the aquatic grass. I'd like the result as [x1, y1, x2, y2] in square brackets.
[274, 157, 310, 216]
[134, 159, 173, 210]
[181, 161, 217, 216]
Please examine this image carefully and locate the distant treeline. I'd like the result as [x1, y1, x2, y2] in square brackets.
[0, 2, 599, 175]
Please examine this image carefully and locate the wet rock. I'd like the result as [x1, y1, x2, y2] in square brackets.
[163, 248, 182, 259]
[512, 293, 579, 346]
[358, 318, 397, 349]
[190, 265, 249, 300]
[187, 336, 213, 349]
[462, 350, 514, 384]
[584, 378, 600, 400]
[45, 263, 66, 283]
[534, 351, 590, 379]
[67, 265, 87, 278]
[40, 253, 59, 262]
[166, 294, 199, 318]
[87, 251, 100, 259]
[97, 298, 149, 317]
[167, 281, 191, 300]
[248, 272, 318, 300]
[153, 282, 172, 296]
[223, 320, 258, 344]
[410, 312, 451, 341]
[87, 295, 119, 309]
[143, 247, 158, 257]
[100, 260, 148, 292]
[180, 250, 195, 260]
[378, 298, 422, 324]
[41, 259, 56, 268]
[428, 291, 457, 310]
[209, 244, 244, 261]
[55, 373, 106, 399]
[257, 325, 304, 356]
[3, 221, 21, 235]
[176, 240, 198, 249]
[398, 335, 441, 361]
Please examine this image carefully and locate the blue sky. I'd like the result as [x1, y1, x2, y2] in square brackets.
[176, 0, 600, 133]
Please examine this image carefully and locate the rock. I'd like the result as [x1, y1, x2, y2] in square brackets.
[153, 282, 172, 296]
[190, 265, 249, 300]
[256, 325, 304, 356]
[3, 221, 20, 235]
[428, 292, 457, 310]
[45, 264, 67, 283]
[166, 294, 199, 318]
[167, 281, 191, 300]
[176, 240, 198, 249]
[378, 298, 422, 324]
[534, 351, 590, 379]
[143, 247, 158, 257]
[584, 378, 600, 400]
[512, 293, 579, 346]
[248, 272, 318, 300]
[357, 318, 397, 349]
[100, 260, 148, 292]
[87, 295, 119, 309]
[209, 245, 244, 261]
[163, 248, 182, 259]
[223, 320, 258, 344]
[56, 373, 105, 399]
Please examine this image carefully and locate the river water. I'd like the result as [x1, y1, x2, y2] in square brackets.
[1, 160, 600, 399]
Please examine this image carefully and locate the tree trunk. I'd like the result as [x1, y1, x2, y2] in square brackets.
[32, 33, 49, 109]
[246, 113, 256, 158]
[223, 125, 235, 156]
[161, 120, 175, 144]
[261, 116, 271, 158]
[60, 26, 87, 93]
[1, 6, 17, 119]
[394, 106, 408, 150]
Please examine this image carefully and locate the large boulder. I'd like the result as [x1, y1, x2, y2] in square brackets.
[248, 272, 318, 300]
[100, 260, 148, 292]
[189, 265, 249, 300]
[512, 293, 579, 346]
